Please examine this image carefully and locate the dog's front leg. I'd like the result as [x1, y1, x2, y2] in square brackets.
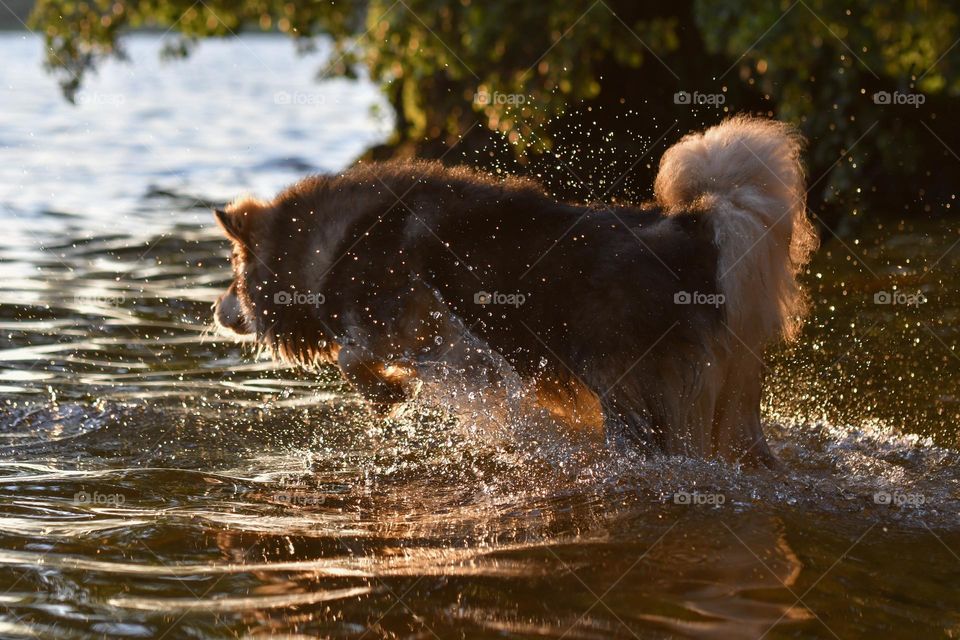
[337, 345, 411, 414]
[600, 396, 663, 453]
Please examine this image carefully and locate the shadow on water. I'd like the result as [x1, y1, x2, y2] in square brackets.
[0, 32, 958, 640]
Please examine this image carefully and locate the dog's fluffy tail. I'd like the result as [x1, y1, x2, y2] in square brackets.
[655, 116, 818, 345]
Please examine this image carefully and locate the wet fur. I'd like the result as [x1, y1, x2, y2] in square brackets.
[214, 116, 817, 466]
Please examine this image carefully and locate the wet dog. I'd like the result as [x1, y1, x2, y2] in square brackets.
[213, 116, 817, 466]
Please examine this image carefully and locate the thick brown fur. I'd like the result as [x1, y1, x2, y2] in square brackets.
[214, 117, 817, 466]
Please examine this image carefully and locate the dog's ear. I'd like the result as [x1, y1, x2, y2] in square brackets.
[215, 197, 270, 245]
[214, 208, 244, 243]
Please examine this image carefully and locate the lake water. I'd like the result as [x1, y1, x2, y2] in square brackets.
[1, 32, 959, 639]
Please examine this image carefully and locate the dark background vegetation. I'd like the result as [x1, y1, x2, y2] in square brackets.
[23, 0, 960, 229]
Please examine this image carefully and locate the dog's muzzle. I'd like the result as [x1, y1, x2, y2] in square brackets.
[214, 287, 250, 336]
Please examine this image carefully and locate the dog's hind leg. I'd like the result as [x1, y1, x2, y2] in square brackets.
[711, 352, 779, 468]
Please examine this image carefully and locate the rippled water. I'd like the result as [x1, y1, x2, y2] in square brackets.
[1, 32, 959, 639]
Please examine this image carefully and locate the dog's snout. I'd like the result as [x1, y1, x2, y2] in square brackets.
[214, 287, 250, 335]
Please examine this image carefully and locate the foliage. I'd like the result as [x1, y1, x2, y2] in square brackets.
[696, 0, 960, 209]
[29, 0, 960, 213]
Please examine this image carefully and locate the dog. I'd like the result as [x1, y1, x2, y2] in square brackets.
[213, 116, 817, 467]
